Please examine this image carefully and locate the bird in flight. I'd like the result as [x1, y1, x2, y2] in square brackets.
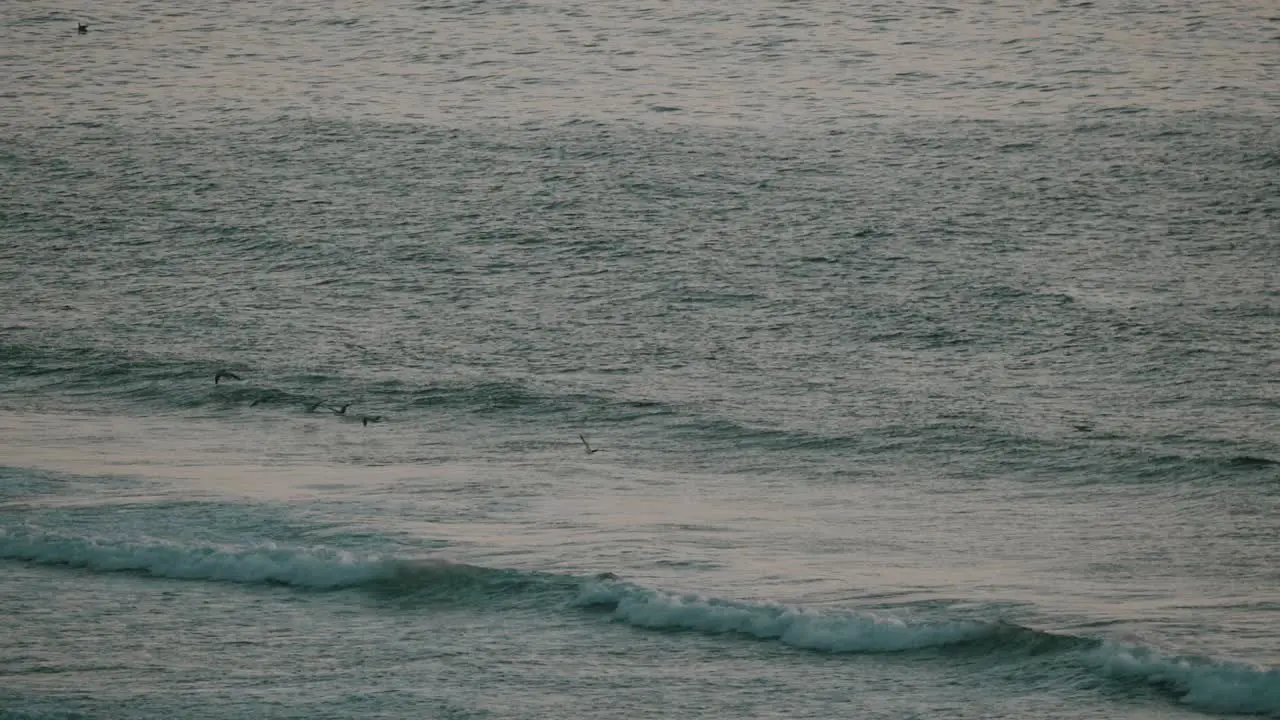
[579, 434, 600, 454]
[214, 370, 242, 384]
[361, 415, 383, 427]
[330, 403, 351, 415]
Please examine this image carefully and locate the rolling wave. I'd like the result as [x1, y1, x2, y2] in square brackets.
[3, 341, 1277, 486]
[582, 579, 1280, 714]
[576, 579, 999, 652]
[0, 340, 663, 418]
[2, 526, 1276, 715]
[1086, 643, 1280, 716]
[0, 526, 398, 588]
[0, 525, 581, 602]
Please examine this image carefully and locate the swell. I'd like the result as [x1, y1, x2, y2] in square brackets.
[1, 526, 1276, 715]
[0, 340, 666, 418]
[584, 580, 1280, 714]
[0, 526, 401, 589]
[2, 341, 1277, 486]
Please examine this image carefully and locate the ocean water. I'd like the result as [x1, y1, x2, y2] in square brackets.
[1, 0, 1278, 717]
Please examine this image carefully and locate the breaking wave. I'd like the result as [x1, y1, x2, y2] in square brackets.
[1087, 642, 1280, 715]
[2, 526, 1277, 715]
[576, 578, 1280, 715]
[576, 579, 995, 652]
[0, 526, 399, 588]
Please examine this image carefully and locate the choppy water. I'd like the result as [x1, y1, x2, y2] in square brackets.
[2, 0, 1278, 717]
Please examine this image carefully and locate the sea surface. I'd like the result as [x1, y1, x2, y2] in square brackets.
[1, 0, 1278, 717]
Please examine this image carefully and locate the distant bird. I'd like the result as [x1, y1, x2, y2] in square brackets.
[330, 403, 351, 415]
[214, 370, 242, 384]
[1073, 423, 1094, 433]
[77, 23, 88, 34]
[305, 401, 326, 413]
[360, 415, 383, 426]
[579, 434, 600, 454]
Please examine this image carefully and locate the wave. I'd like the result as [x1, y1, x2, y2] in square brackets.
[0, 526, 399, 588]
[2, 527, 1277, 715]
[576, 580, 1280, 714]
[1109, 448, 1280, 485]
[1087, 643, 1280, 715]
[4, 527, 1015, 657]
[7, 342, 1277, 488]
[0, 526, 578, 602]
[1224, 455, 1279, 468]
[576, 580, 1002, 652]
[0, 466, 71, 500]
[0, 340, 678, 421]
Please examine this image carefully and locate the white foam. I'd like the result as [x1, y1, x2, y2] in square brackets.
[0, 527, 396, 589]
[577, 580, 989, 652]
[1087, 642, 1280, 715]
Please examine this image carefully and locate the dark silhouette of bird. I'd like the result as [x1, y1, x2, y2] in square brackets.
[1073, 423, 1094, 433]
[77, 23, 88, 34]
[305, 401, 326, 413]
[330, 403, 351, 415]
[579, 434, 600, 454]
[214, 370, 242, 384]
[360, 415, 383, 427]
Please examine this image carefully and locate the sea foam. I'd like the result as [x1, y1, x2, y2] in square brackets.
[1087, 642, 1280, 715]
[0, 526, 396, 589]
[576, 579, 991, 652]
[7, 525, 1277, 716]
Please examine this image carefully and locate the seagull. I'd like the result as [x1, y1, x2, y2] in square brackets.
[360, 415, 383, 426]
[77, 23, 88, 34]
[579, 434, 599, 454]
[330, 403, 351, 415]
[214, 370, 242, 384]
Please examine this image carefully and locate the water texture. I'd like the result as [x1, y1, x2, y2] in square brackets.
[1, 0, 1277, 717]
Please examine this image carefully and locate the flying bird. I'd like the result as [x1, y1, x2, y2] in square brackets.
[77, 23, 88, 34]
[330, 403, 351, 415]
[214, 370, 242, 384]
[579, 434, 600, 454]
[360, 415, 383, 427]
[305, 401, 326, 413]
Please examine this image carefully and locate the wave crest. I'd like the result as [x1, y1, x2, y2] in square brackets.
[577, 580, 991, 652]
[1088, 643, 1280, 715]
[6, 527, 1278, 715]
[0, 527, 397, 589]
